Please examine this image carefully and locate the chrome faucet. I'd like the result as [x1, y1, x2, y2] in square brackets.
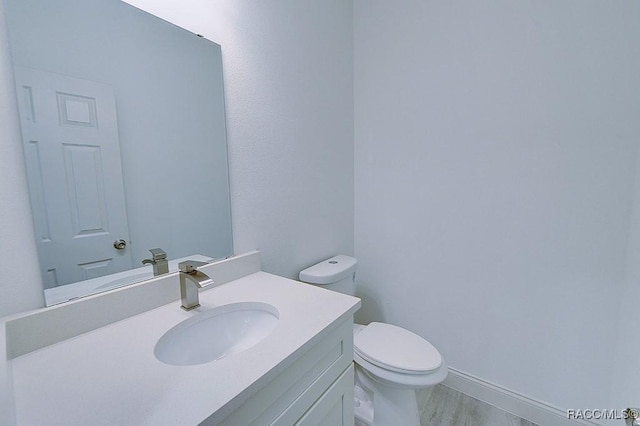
[179, 260, 214, 310]
[142, 248, 169, 276]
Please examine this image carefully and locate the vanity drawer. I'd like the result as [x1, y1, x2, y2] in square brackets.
[214, 318, 354, 426]
[294, 364, 354, 426]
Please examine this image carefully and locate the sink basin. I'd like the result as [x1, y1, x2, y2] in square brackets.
[154, 302, 279, 366]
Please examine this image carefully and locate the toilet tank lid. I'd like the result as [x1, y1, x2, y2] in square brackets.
[299, 255, 357, 285]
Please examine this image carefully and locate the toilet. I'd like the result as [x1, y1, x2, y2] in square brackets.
[299, 255, 447, 426]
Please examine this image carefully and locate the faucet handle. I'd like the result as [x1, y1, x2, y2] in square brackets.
[179, 260, 209, 274]
[148, 248, 167, 260]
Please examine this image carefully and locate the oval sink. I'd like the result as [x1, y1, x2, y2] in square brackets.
[154, 302, 279, 366]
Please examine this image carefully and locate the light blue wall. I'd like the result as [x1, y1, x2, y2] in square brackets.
[354, 0, 640, 412]
[0, 2, 44, 318]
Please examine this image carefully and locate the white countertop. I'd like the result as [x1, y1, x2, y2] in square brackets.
[9, 271, 360, 425]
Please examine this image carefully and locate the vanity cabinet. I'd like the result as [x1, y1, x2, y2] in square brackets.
[213, 318, 355, 426]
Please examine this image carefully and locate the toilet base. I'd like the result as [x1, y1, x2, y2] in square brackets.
[354, 364, 421, 426]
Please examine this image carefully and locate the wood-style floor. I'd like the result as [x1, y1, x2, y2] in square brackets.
[417, 385, 539, 426]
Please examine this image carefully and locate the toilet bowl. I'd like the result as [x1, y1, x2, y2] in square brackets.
[299, 256, 447, 426]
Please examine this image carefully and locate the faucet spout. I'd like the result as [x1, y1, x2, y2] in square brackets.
[142, 248, 169, 276]
[179, 260, 214, 310]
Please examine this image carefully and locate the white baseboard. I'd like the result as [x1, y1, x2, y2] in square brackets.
[443, 367, 601, 426]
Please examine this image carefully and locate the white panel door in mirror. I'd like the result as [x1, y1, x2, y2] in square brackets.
[14, 67, 133, 288]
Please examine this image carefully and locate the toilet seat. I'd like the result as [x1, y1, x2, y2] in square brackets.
[354, 322, 442, 375]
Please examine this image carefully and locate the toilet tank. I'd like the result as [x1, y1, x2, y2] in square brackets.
[299, 255, 357, 295]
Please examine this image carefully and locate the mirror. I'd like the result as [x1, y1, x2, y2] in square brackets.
[4, 0, 233, 305]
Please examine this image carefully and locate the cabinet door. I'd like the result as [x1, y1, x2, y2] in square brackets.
[295, 364, 354, 426]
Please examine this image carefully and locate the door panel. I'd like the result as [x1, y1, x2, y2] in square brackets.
[15, 67, 132, 287]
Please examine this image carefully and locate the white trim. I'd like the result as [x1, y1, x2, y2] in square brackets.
[443, 367, 601, 426]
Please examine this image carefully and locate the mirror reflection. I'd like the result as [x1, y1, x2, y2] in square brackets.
[5, 0, 233, 305]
